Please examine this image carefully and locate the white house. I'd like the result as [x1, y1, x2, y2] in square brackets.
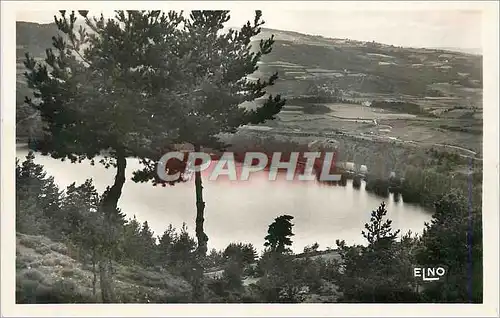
[359, 165, 368, 174]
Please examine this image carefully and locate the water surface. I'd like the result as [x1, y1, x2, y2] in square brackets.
[16, 148, 432, 253]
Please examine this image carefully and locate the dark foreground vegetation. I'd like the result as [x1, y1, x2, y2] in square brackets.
[16, 152, 482, 303]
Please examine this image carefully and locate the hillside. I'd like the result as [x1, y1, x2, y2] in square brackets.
[252, 28, 482, 104]
[16, 22, 60, 101]
[16, 232, 192, 303]
[15, 21, 483, 155]
[16, 22, 482, 106]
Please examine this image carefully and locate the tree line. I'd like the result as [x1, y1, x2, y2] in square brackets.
[16, 152, 482, 303]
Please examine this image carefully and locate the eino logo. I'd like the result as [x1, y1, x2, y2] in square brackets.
[413, 266, 447, 282]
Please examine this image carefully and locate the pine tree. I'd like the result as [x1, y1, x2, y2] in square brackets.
[416, 190, 482, 302]
[122, 216, 143, 263]
[23, 10, 174, 215]
[169, 223, 197, 282]
[139, 221, 157, 266]
[361, 202, 400, 248]
[16, 152, 63, 236]
[61, 179, 100, 243]
[264, 215, 295, 253]
[22, 11, 189, 302]
[204, 248, 225, 268]
[335, 202, 418, 302]
[128, 10, 285, 301]
[130, 10, 285, 257]
[62, 179, 107, 298]
[157, 224, 177, 265]
[223, 242, 258, 265]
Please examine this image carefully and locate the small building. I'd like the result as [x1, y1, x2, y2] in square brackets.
[342, 162, 355, 171]
[359, 165, 368, 174]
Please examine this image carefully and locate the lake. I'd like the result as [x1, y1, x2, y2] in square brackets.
[16, 147, 432, 253]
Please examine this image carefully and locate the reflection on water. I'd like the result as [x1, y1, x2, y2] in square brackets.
[16, 148, 432, 253]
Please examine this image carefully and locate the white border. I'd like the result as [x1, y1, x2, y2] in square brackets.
[2, 1, 499, 317]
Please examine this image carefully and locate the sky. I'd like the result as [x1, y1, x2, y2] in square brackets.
[16, 8, 482, 50]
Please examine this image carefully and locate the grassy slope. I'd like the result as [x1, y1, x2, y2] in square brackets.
[16, 232, 192, 303]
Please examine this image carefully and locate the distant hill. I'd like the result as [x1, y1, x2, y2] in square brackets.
[16, 21, 483, 138]
[16, 21, 483, 100]
[17, 22, 60, 57]
[428, 47, 482, 56]
[16, 22, 60, 101]
[251, 28, 482, 99]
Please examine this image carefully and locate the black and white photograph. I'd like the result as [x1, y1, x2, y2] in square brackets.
[1, 1, 499, 316]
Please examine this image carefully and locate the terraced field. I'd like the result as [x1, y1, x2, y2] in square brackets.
[16, 22, 482, 156]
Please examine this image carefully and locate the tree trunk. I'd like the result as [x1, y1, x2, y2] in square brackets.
[98, 149, 127, 303]
[194, 145, 208, 256]
[108, 258, 114, 276]
[99, 260, 115, 303]
[101, 150, 127, 212]
[191, 259, 205, 302]
[92, 248, 97, 297]
[192, 144, 208, 302]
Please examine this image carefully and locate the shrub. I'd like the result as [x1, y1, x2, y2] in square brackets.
[370, 100, 425, 115]
[116, 285, 151, 303]
[16, 278, 42, 303]
[61, 268, 75, 278]
[16, 273, 93, 304]
[278, 285, 307, 303]
[206, 277, 229, 298]
[222, 261, 244, 291]
[240, 284, 264, 303]
[19, 237, 42, 249]
[365, 178, 390, 197]
[242, 265, 257, 277]
[40, 256, 70, 267]
[22, 269, 45, 282]
[28, 261, 43, 269]
[161, 294, 192, 303]
[255, 251, 305, 303]
[352, 175, 362, 189]
[48, 279, 93, 303]
[301, 104, 332, 115]
[339, 173, 348, 186]
[388, 176, 402, 193]
[34, 245, 52, 255]
[49, 243, 69, 255]
[16, 254, 37, 269]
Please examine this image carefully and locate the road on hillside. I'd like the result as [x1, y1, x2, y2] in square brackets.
[240, 126, 482, 162]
